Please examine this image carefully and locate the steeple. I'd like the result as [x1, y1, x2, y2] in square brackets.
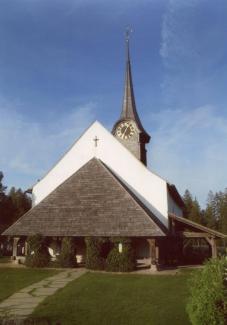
[112, 29, 150, 165]
[121, 29, 150, 140]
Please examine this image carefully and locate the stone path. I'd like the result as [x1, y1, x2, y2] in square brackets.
[0, 268, 86, 323]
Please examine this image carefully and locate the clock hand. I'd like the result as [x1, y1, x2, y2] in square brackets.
[122, 126, 129, 138]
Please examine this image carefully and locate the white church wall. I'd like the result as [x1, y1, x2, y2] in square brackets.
[32, 121, 169, 227]
[167, 191, 183, 217]
[32, 124, 97, 206]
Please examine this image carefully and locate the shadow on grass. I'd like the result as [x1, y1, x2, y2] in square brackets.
[0, 317, 59, 325]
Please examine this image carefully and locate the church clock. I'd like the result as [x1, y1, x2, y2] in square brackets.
[112, 32, 150, 165]
[116, 121, 135, 140]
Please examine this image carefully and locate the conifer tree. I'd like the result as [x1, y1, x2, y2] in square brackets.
[183, 189, 202, 223]
[0, 172, 31, 232]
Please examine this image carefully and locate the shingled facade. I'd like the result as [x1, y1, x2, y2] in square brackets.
[4, 159, 165, 238]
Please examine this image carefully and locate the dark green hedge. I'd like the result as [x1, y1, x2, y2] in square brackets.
[85, 237, 105, 270]
[58, 237, 77, 268]
[106, 238, 136, 272]
[25, 234, 50, 268]
[187, 258, 227, 325]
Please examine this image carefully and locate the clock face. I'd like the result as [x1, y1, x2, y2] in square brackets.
[116, 122, 135, 140]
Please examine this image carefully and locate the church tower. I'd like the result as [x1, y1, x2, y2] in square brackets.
[112, 31, 150, 165]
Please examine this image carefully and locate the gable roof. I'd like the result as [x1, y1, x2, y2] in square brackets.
[32, 121, 171, 227]
[3, 158, 166, 237]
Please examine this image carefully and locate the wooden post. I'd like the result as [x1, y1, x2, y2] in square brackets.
[147, 239, 158, 271]
[12, 237, 20, 259]
[205, 237, 217, 258]
[24, 241, 28, 256]
[155, 246, 159, 265]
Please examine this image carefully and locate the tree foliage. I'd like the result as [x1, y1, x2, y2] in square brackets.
[58, 237, 77, 268]
[183, 188, 227, 235]
[85, 237, 105, 270]
[204, 190, 227, 235]
[106, 238, 136, 272]
[25, 234, 50, 268]
[183, 190, 202, 224]
[0, 172, 31, 233]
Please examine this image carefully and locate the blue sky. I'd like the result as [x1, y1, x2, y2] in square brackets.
[0, 0, 227, 207]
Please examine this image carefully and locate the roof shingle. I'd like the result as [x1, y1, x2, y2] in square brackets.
[3, 158, 165, 237]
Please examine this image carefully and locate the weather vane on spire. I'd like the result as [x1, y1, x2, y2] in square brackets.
[125, 27, 133, 43]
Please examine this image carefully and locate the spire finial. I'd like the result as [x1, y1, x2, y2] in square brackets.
[125, 27, 133, 42]
[125, 27, 133, 60]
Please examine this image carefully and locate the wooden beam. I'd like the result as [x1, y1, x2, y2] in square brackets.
[178, 231, 211, 238]
[183, 238, 192, 250]
[169, 213, 226, 239]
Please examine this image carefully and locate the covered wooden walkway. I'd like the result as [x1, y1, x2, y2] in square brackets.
[169, 213, 226, 258]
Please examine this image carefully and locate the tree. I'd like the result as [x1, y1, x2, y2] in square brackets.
[183, 189, 193, 219]
[0, 171, 7, 201]
[183, 189, 202, 224]
[219, 189, 227, 235]
[203, 189, 227, 234]
[0, 172, 11, 232]
[8, 187, 31, 224]
[0, 172, 31, 233]
[203, 191, 218, 229]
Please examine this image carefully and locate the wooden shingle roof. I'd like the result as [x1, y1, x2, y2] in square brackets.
[3, 158, 166, 237]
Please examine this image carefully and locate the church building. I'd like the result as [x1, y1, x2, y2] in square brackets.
[2, 35, 225, 269]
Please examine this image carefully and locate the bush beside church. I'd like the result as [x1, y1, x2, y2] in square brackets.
[187, 258, 227, 325]
[25, 234, 136, 272]
[85, 237, 136, 272]
[106, 238, 135, 272]
[25, 234, 51, 268]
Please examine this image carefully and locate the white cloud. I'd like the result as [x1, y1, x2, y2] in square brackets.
[148, 105, 227, 206]
[160, 0, 198, 60]
[0, 99, 95, 188]
[159, 0, 227, 108]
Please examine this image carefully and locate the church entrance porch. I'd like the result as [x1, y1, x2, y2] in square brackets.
[8, 229, 224, 271]
[133, 238, 160, 270]
[8, 236, 163, 270]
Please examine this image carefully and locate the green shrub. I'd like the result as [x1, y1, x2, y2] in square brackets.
[25, 234, 50, 268]
[58, 237, 77, 268]
[85, 237, 105, 270]
[106, 238, 136, 272]
[187, 258, 227, 325]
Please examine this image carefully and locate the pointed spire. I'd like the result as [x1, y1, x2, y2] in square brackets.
[121, 29, 150, 139]
[121, 28, 137, 120]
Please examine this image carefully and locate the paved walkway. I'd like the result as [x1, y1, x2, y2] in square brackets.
[0, 268, 86, 322]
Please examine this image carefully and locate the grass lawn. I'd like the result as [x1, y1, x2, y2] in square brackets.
[0, 256, 11, 263]
[0, 268, 60, 302]
[32, 271, 192, 325]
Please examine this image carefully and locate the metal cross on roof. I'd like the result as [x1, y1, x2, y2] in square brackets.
[93, 136, 99, 147]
